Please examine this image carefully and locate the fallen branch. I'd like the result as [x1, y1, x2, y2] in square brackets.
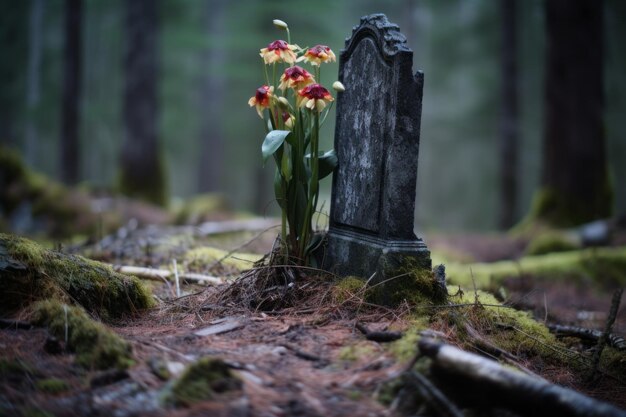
[114, 265, 223, 285]
[195, 218, 279, 236]
[355, 322, 403, 343]
[547, 323, 626, 351]
[418, 338, 626, 417]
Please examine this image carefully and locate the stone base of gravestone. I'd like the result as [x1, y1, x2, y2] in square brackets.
[323, 230, 435, 305]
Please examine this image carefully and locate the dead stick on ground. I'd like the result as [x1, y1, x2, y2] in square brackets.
[114, 265, 223, 285]
[590, 287, 624, 380]
[547, 323, 626, 351]
[418, 338, 626, 417]
[355, 322, 403, 343]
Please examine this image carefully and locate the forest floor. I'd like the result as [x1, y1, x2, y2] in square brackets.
[1, 220, 626, 417]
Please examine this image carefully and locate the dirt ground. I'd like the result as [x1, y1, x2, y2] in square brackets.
[1, 227, 625, 416]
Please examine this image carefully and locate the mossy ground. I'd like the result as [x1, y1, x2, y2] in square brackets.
[31, 300, 133, 370]
[525, 231, 579, 256]
[0, 233, 154, 319]
[182, 246, 261, 275]
[166, 357, 242, 407]
[443, 246, 626, 289]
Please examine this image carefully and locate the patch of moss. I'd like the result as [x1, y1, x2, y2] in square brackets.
[31, 300, 133, 370]
[332, 276, 366, 303]
[183, 246, 261, 274]
[444, 246, 626, 289]
[600, 347, 626, 379]
[525, 232, 579, 256]
[389, 330, 421, 362]
[369, 257, 446, 307]
[173, 193, 229, 225]
[36, 378, 69, 394]
[447, 289, 558, 358]
[338, 342, 377, 362]
[167, 357, 242, 407]
[0, 233, 154, 319]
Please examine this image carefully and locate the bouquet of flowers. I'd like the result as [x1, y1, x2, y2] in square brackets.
[249, 19, 344, 266]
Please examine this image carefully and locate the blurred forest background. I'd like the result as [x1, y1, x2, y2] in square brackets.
[1, 0, 625, 232]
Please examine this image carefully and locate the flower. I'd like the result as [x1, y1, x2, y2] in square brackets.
[278, 66, 315, 91]
[332, 81, 345, 92]
[248, 85, 274, 118]
[297, 84, 334, 112]
[298, 45, 336, 66]
[260, 40, 298, 64]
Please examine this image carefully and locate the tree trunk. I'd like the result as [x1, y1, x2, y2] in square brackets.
[197, 0, 227, 193]
[498, 0, 519, 229]
[60, 0, 83, 184]
[533, 0, 610, 227]
[24, 0, 44, 166]
[119, 0, 167, 206]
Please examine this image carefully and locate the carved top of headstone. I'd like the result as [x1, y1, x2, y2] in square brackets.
[344, 14, 411, 59]
[330, 13, 423, 241]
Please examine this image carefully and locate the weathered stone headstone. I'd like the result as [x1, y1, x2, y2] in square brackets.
[324, 14, 431, 289]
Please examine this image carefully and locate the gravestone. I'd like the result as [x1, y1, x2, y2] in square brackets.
[324, 14, 432, 287]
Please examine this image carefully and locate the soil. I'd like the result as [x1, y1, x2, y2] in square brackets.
[1, 224, 625, 417]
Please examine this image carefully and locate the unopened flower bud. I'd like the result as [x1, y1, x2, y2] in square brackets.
[273, 19, 288, 30]
[278, 96, 290, 109]
[332, 81, 345, 92]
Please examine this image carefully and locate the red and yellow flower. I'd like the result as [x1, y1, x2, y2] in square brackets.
[278, 66, 315, 91]
[260, 40, 298, 64]
[297, 84, 334, 112]
[298, 45, 336, 66]
[248, 85, 274, 117]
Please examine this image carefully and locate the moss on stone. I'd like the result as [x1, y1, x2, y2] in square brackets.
[35, 378, 69, 394]
[167, 357, 242, 407]
[0, 233, 154, 319]
[525, 231, 579, 256]
[369, 257, 446, 307]
[444, 246, 626, 289]
[31, 300, 133, 370]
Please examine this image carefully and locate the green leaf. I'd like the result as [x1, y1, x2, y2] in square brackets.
[305, 149, 338, 180]
[262, 130, 291, 162]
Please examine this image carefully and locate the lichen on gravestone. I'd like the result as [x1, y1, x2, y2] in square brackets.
[323, 14, 436, 305]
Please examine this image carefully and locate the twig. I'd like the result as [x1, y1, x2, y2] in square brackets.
[355, 322, 403, 343]
[0, 319, 33, 330]
[280, 343, 325, 363]
[114, 265, 223, 285]
[590, 288, 624, 380]
[547, 323, 626, 351]
[173, 259, 180, 297]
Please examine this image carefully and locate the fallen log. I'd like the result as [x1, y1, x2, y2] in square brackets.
[418, 338, 626, 417]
